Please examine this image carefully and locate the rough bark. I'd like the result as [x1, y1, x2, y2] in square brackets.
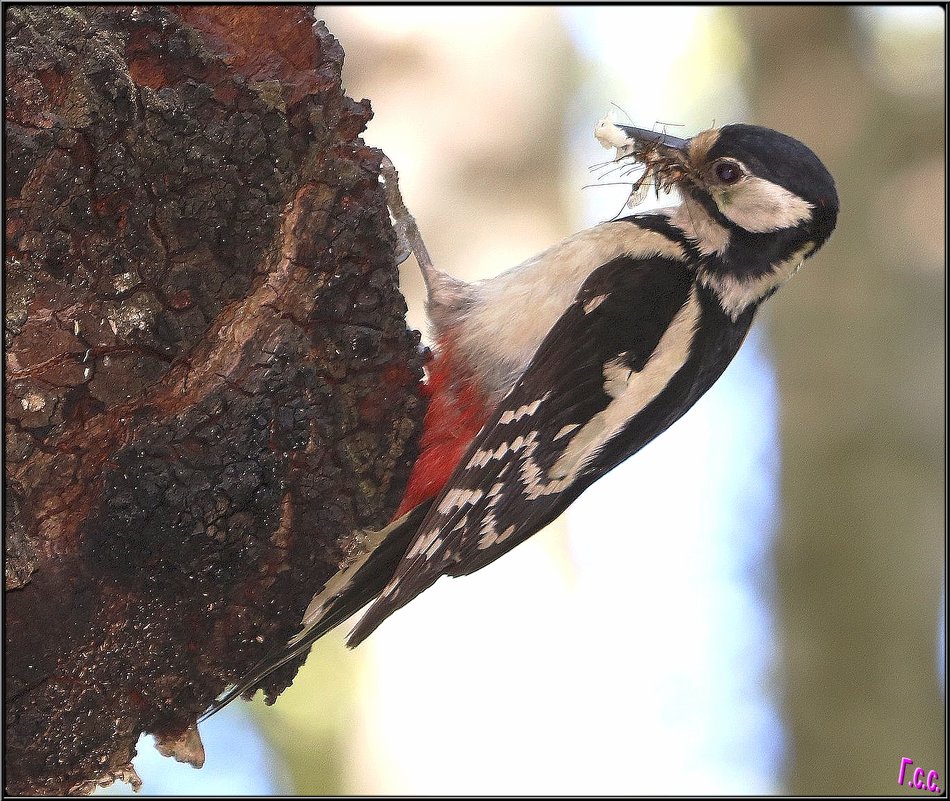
[4, 5, 425, 795]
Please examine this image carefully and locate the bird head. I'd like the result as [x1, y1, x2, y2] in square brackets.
[596, 120, 839, 257]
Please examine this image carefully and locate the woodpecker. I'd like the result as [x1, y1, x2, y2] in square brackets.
[204, 119, 838, 718]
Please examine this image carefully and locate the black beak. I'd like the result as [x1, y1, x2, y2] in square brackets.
[614, 125, 689, 153]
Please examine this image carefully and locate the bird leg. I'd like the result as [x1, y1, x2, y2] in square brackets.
[379, 155, 437, 278]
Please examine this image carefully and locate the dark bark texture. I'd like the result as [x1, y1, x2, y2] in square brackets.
[4, 5, 425, 794]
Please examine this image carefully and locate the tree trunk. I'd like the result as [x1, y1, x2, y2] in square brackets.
[4, 6, 425, 794]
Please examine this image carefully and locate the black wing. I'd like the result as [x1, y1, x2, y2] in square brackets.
[347, 254, 698, 646]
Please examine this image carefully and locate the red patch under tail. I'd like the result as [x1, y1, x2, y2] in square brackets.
[393, 341, 489, 520]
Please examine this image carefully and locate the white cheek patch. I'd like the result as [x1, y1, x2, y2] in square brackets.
[714, 176, 812, 233]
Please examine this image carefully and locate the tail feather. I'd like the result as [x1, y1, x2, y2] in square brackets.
[344, 559, 437, 649]
[200, 501, 432, 721]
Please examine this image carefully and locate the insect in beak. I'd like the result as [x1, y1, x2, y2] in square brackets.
[594, 119, 690, 210]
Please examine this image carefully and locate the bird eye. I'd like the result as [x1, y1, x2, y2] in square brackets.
[714, 161, 743, 184]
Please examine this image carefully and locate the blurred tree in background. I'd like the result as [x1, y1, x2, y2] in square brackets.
[738, 5, 944, 795]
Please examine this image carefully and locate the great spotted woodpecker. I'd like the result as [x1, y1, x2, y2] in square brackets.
[204, 119, 838, 717]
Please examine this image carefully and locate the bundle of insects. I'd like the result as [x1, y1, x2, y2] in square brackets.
[593, 116, 690, 210]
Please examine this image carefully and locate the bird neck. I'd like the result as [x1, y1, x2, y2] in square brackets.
[664, 190, 813, 321]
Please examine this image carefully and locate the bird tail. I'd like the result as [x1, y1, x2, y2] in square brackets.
[200, 501, 432, 721]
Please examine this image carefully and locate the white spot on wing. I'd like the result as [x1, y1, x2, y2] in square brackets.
[467, 449, 490, 469]
[497, 393, 550, 425]
[406, 527, 442, 561]
[467, 425, 540, 469]
[437, 488, 484, 515]
[584, 294, 608, 314]
[424, 533, 446, 559]
[475, 476, 519, 550]
[478, 520, 517, 549]
[602, 353, 631, 399]
[554, 423, 580, 441]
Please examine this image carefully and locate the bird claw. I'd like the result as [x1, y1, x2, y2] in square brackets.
[393, 224, 413, 266]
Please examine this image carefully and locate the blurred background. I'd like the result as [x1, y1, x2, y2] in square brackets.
[101, 5, 945, 795]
